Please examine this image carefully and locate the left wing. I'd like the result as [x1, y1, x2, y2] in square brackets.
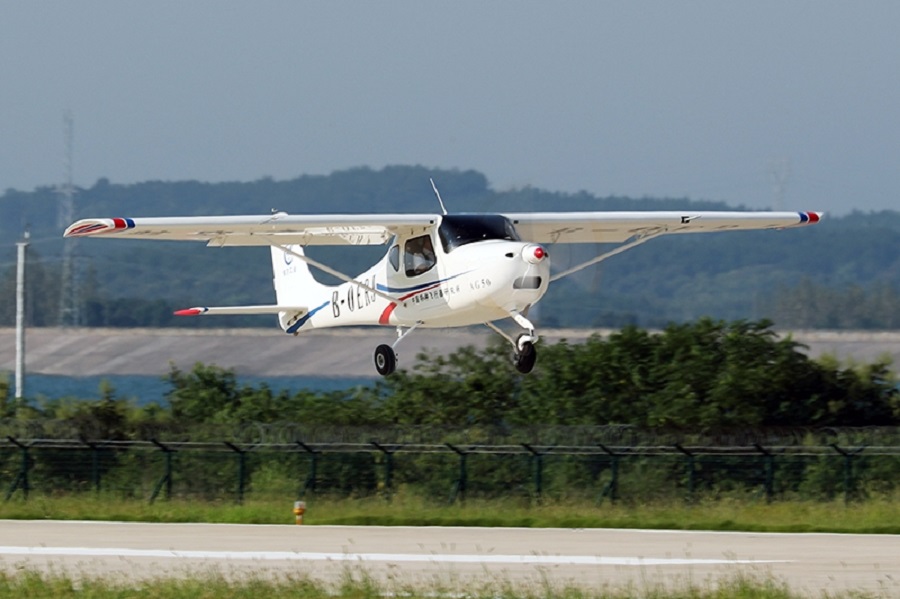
[504, 211, 821, 244]
[64, 213, 438, 246]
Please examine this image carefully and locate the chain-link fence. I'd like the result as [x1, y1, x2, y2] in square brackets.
[4, 436, 900, 504]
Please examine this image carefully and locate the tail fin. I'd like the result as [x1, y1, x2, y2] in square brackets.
[270, 245, 328, 308]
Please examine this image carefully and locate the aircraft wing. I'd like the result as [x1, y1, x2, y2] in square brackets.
[66, 211, 822, 246]
[64, 214, 438, 246]
[504, 211, 822, 244]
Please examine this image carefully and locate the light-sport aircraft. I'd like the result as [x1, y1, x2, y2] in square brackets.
[65, 182, 821, 376]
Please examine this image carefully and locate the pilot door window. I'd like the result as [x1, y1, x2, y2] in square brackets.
[404, 235, 437, 277]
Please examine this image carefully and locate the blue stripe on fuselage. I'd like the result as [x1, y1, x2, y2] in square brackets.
[376, 272, 470, 294]
[286, 301, 330, 334]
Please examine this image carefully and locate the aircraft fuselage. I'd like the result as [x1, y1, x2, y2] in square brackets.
[283, 216, 550, 333]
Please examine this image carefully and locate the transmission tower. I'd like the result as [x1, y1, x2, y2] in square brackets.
[769, 158, 791, 212]
[57, 110, 80, 326]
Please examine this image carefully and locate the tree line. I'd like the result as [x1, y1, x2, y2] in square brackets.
[2, 319, 897, 439]
[4, 247, 900, 330]
[2, 166, 900, 328]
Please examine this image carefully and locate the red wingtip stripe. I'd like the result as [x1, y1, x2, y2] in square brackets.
[174, 308, 204, 316]
[807, 212, 820, 224]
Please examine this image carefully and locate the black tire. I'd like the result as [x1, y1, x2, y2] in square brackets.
[514, 341, 537, 374]
[374, 344, 397, 376]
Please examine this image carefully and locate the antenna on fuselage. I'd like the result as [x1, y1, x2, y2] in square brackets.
[430, 178, 448, 215]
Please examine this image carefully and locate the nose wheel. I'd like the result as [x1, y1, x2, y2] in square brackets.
[486, 311, 540, 374]
[514, 335, 537, 374]
[374, 344, 397, 376]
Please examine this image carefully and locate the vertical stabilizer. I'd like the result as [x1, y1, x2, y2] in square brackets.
[270, 245, 328, 307]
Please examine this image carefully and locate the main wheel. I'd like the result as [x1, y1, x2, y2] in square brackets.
[514, 340, 537, 374]
[374, 344, 397, 376]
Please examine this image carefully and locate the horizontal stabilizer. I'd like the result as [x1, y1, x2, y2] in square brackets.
[174, 305, 307, 316]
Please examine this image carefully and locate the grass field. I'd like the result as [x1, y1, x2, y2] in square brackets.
[0, 569, 853, 599]
[2, 491, 899, 534]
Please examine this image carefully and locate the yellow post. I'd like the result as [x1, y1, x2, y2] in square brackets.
[293, 500, 306, 525]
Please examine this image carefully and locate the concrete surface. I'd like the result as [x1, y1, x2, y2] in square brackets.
[0, 521, 897, 596]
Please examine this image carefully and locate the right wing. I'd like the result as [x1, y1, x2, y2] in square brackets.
[64, 213, 439, 246]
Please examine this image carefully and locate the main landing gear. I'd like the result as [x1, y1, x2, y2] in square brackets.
[373, 321, 423, 376]
[374, 344, 396, 376]
[486, 311, 539, 374]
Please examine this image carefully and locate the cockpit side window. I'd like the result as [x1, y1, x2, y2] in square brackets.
[404, 235, 437, 277]
[388, 244, 400, 272]
[438, 215, 520, 253]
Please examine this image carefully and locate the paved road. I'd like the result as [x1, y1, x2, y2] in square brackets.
[1, 521, 898, 596]
[3, 327, 899, 377]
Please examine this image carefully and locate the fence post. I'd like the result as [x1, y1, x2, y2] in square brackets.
[446, 443, 468, 504]
[295, 441, 319, 496]
[675, 444, 696, 502]
[224, 442, 246, 505]
[370, 441, 395, 497]
[754, 443, 775, 503]
[80, 437, 101, 493]
[597, 444, 620, 503]
[149, 439, 174, 504]
[830, 443, 865, 504]
[522, 443, 544, 501]
[4, 437, 29, 501]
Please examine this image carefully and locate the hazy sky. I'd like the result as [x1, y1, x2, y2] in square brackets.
[2, 2, 898, 214]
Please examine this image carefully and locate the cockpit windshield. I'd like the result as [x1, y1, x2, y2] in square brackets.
[437, 215, 520, 253]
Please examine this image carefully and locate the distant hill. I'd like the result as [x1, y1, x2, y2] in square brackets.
[2, 165, 899, 329]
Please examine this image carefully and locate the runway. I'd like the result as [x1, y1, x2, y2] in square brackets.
[1, 521, 898, 596]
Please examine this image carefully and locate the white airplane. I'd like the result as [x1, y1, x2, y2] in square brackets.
[65, 181, 822, 376]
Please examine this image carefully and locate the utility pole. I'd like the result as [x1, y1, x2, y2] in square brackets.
[15, 230, 30, 400]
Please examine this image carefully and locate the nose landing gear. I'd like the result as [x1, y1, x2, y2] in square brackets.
[486, 311, 540, 374]
[514, 334, 537, 374]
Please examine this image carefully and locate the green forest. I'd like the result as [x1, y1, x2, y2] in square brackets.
[4, 319, 897, 435]
[2, 165, 900, 329]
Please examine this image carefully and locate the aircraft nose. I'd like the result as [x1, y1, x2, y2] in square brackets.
[522, 244, 548, 264]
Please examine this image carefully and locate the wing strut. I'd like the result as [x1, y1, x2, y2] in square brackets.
[550, 230, 665, 282]
[267, 238, 398, 304]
